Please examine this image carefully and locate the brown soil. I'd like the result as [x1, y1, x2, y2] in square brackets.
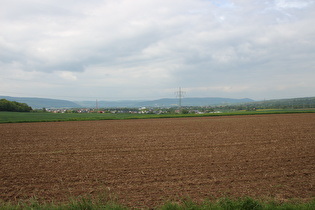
[0, 113, 314, 208]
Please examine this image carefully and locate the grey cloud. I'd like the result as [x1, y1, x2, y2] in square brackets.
[0, 0, 314, 100]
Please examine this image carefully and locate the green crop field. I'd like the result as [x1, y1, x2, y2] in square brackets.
[0, 112, 136, 123]
[0, 109, 315, 123]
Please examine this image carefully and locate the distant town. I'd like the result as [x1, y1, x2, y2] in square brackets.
[43, 106, 222, 115]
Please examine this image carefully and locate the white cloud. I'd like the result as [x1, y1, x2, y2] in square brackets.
[57, 71, 77, 81]
[275, 0, 313, 9]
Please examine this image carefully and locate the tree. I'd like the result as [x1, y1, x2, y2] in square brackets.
[181, 109, 189, 114]
[0, 99, 32, 112]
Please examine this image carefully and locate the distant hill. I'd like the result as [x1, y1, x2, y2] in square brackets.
[0, 96, 254, 109]
[135, 97, 254, 107]
[243, 97, 315, 109]
[75, 97, 254, 108]
[2, 96, 314, 109]
[0, 96, 81, 109]
[75, 100, 145, 108]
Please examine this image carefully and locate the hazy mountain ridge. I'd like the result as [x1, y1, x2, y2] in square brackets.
[1, 96, 254, 109]
[0, 96, 81, 109]
[134, 97, 254, 107]
[75, 98, 254, 108]
[75, 100, 145, 108]
[1, 96, 314, 109]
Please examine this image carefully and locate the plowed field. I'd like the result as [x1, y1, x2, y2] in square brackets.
[1, 113, 314, 208]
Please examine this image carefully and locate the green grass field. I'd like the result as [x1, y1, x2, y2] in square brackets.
[0, 112, 134, 123]
[1, 196, 314, 210]
[1, 109, 315, 123]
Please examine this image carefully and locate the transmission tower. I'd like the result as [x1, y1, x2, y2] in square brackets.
[175, 87, 185, 111]
[96, 99, 99, 110]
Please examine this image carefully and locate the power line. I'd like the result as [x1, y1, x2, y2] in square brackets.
[175, 87, 185, 110]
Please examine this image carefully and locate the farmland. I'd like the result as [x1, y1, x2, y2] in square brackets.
[0, 113, 314, 208]
[1, 109, 315, 123]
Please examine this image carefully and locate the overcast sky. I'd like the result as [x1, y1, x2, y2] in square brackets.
[1, 0, 314, 101]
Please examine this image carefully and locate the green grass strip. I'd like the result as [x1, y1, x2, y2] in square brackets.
[161, 197, 315, 210]
[1, 197, 314, 210]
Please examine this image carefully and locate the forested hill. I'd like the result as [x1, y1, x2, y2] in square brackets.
[0, 96, 81, 109]
[244, 97, 315, 109]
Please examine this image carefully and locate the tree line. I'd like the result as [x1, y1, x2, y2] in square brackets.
[0, 99, 32, 112]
